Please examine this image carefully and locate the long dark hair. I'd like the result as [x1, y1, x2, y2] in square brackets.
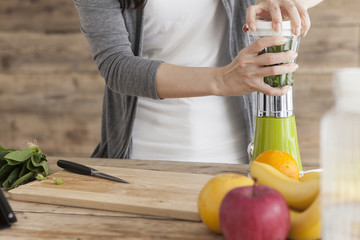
[123, 0, 147, 9]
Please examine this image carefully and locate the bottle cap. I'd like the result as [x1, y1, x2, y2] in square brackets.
[334, 68, 360, 97]
[333, 68, 360, 113]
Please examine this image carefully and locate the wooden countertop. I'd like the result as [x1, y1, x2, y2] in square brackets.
[1, 157, 315, 240]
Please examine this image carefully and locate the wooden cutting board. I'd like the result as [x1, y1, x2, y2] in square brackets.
[8, 166, 217, 221]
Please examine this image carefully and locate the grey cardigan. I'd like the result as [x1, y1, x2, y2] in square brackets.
[74, 0, 256, 160]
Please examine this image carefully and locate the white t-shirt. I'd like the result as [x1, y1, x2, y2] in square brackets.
[131, 0, 248, 163]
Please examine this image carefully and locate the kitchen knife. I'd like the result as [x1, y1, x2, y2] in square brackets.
[57, 160, 129, 184]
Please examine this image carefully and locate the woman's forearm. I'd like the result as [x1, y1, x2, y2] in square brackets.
[155, 63, 221, 98]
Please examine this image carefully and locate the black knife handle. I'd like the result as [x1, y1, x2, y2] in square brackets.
[57, 160, 93, 176]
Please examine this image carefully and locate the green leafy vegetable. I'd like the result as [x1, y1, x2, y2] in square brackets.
[9, 171, 35, 189]
[19, 164, 29, 178]
[5, 147, 36, 163]
[0, 164, 16, 183]
[0, 145, 50, 190]
[258, 36, 299, 87]
[2, 167, 21, 190]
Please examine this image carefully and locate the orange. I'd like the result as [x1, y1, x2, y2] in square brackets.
[255, 150, 300, 180]
[197, 173, 254, 234]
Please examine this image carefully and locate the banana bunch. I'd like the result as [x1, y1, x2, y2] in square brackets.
[250, 161, 319, 211]
[250, 161, 321, 240]
[288, 194, 320, 239]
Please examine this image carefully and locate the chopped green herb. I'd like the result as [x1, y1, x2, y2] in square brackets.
[54, 178, 63, 185]
[36, 173, 46, 181]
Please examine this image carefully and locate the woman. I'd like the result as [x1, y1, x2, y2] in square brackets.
[74, 0, 322, 163]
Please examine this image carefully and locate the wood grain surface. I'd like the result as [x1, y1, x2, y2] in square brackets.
[0, 0, 80, 33]
[2, 157, 317, 240]
[9, 166, 217, 221]
[0, 0, 359, 166]
[2, 157, 257, 240]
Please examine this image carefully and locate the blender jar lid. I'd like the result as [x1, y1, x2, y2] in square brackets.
[255, 20, 292, 30]
[247, 20, 296, 36]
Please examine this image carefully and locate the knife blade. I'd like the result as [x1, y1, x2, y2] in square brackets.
[57, 160, 129, 184]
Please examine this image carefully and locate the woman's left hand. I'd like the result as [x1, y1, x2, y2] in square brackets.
[246, 0, 311, 37]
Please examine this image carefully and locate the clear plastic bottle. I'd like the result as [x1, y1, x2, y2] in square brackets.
[320, 68, 360, 239]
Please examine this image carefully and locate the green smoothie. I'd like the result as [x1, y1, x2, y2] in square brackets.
[251, 115, 303, 171]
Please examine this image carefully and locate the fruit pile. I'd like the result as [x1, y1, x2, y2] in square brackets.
[197, 150, 320, 240]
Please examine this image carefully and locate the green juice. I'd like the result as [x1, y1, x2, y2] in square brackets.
[251, 115, 303, 171]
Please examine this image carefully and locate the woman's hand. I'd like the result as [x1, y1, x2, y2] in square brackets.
[156, 36, 297, 98]
[215, 36, 298, 96]
[246, 0, 314, 37]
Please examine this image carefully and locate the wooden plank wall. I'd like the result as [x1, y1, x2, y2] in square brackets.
[295, 0, 360, 165]
[0, 0, 359, 165]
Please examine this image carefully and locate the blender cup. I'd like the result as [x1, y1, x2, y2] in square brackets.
[247, 20, 301, 88]
[247, 20, 303, 171]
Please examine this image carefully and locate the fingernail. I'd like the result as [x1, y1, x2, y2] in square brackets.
[303, 30, 308, 37]
[275, 23, 282, 33]
[296, 27, 301, 36]
[294, 64, 299, 69]
[292, 52, 298, 58]
[250, 23, 256, 32]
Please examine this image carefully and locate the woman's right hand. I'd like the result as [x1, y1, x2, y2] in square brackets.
[215, 35, 298, 96]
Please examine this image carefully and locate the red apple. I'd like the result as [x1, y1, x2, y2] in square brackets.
[219, 184, 290, 240]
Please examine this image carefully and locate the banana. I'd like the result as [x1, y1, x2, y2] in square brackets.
[288, 194, 321, 240]
[249, 161, 320, 211]
[299, 171, 320, 183]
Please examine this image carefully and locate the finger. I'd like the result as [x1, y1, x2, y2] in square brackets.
[283, 0, 302, 36]
[295, 2, 311, 36]
[255, 50, 298, 66]
[246, 3, 269, 31]
[267, 0, 283, 32]
[247, 36, 288, 53]
[258, 62, 299, 77]
[257, 83, 291, 96]
[246, 5, 261, 32]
